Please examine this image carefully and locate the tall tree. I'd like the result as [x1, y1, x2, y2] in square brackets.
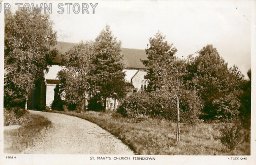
[58, 42, 94, 112]
[88, 26, 126, 110]
[143, 32, 177, 91]
[185, 45, 244, 120]
[162, 57, 184, 143]
[4, 8, 56, 108]
[144, 32, 202, 142]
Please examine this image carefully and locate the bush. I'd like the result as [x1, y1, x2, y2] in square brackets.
[45, 106, 52, 112]
[51, 99, 64, 111]
[87, 94, 104, 111]
[179, 89, 202, 123]
[4, 96, 26, 109]
[4, 109, 18, 126]
[220, 122, 243, 151]
[4, 108, 28, 126]
[51, 85, 64, 111]
[212, 93, 240, 120]
[14, 108, 28, 117]
[117, 90, 202, 123]
[117, 92, 166, 118]
[67, 103, 77, 111]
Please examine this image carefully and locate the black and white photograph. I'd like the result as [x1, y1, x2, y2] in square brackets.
[1, 0, 255, 164]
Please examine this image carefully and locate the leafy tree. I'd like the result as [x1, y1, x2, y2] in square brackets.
[142, 32, 177, 91]
[185, 45, 244, 120]
[58, 42, 94, 112]
[88, 26, 127, 110]
[161, 57, 202, 142]
[142, 32, 202, 142]
[239, 69, 251, 129]
[4, 8, 56, 109]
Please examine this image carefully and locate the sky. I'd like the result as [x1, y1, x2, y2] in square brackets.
[10, 0, 253, 77]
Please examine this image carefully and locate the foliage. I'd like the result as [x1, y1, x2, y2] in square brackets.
[4, 108, 28, 126]
[220, 122, 243, 151]
[131, 32, 202, 124]
[51, 85, 64, 111]
[58, 27, 128, 112]
[57, 69, 82, 110]
[212, 93, 240, 120]
[4, 8, 56, 108]
[88, 25, 127, 110]
[239, 69, 251, 129]
[179, 89, 202, 123]
[87, 94, 104, 111]
[185, 45, 244, 121]
[142, 32, 177, 91]
[117, 90, 201, 123]
[58, 42, 93, 111]
[62, 41, 94, 71]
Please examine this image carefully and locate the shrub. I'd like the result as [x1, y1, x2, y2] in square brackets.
[220, 122, 243, 151]
[51, 85, 64, 111]
[87, 94, 104, 111]
[13, 107, 28, 118]
[67, 103, 77, 111]
[51, 99, 64, 111]
[4, 96, 26, 109]
[4, 108, 28, 126]
[179, 89, 202, 123]
[212, 93, 240, 120]
[4, 109, 17, 126]
[117, 90, 202, 123]
[45, 106, 52, 112]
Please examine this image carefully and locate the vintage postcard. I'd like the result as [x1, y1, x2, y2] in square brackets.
[0, 0, 255, 164]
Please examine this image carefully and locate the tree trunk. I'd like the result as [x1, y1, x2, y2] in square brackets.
[81, 99, 85, 112]
[77, 101, 84, 113]
[114, 98, 116, 110]
[176, 95, 180, 143]
[104, 97, 107, 111]
[24, 95, 28, 110]
[63, 104, 68, 112]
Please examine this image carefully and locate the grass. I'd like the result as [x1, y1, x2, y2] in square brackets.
[4, 109, 52, 153]
[55, 110, 250, 155]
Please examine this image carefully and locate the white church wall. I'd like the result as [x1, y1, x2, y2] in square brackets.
[45, 65, 63, 80]
[45, 65, 63, 107]
[131, 70, 147, 91]
[46, 84, 56, 107]
[123, 69, 138, 82]
[124, 69, 147, 91]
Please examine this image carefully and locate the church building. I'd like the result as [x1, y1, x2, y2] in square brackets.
[28, 41, 148, 110]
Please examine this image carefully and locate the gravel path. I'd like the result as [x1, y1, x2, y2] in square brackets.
[22, 111, 134, 154]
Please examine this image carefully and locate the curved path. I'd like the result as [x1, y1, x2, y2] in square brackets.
[22, 111, 134, 154]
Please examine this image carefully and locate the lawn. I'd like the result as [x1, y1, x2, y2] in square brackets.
[55, 110, 250, 155]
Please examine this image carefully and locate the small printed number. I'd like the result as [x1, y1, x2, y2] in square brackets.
[6, 156, 16, 159]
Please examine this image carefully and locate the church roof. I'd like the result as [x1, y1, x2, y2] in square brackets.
[51, 41, 147, 69]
